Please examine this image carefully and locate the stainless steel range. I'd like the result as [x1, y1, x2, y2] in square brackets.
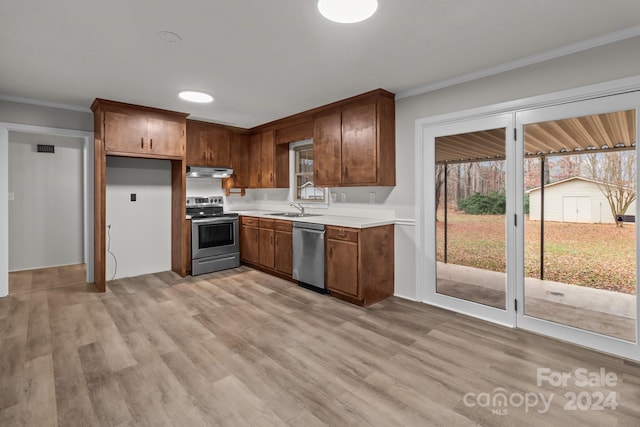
[187, 196, 240, 275]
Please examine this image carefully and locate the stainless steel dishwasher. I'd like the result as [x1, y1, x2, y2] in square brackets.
[292, 222, 326, 292]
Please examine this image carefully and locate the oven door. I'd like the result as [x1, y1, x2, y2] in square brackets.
[191, 217, 239, 259]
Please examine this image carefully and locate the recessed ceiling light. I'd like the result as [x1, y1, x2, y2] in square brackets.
[157, 31, 182, 43]
[317, 0, 378, 23]
[179, 91, 213, 103]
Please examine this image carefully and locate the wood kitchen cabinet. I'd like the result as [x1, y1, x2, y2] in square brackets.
[274, 220, 292, 275]
[248, 130, 275, 188]
[239, 216, 293, 280]
[240, 216, 260, 264]
[326, 224, 394, 306]
[222, 132, 250, 194]
[98, 101, 186, 158]
[313, 91, 395, 186]
[186, 119, 232, 167]
[258, 219, 275, 269]
[247, 130, 289, 189]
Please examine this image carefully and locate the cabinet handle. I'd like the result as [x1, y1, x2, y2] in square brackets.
[140, 137, 144, 149]
[275, 237, 279, 247]
[337, 230, 346, 237]
[150, 139, 153, 150]
[270, 172, 273, 183]
[329, 246, 333, 257]
[270, 236, 273, 246]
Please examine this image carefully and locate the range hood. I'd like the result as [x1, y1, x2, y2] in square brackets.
[186, 166, 233, 179]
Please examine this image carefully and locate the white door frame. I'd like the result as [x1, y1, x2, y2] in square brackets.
[515, 92, 640, 361]
[0, 123, 94, 297]
[416, 75, 640, 361]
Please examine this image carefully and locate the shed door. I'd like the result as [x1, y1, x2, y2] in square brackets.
[562, 196, 591, 222]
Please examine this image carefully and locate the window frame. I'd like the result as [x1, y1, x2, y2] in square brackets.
[289, 139, 329, 206]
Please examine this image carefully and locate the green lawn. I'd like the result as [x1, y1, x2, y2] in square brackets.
[436, 211, 636, 294]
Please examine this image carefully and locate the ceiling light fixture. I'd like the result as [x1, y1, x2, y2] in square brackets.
[157, 31, 182, 43]
[178, 91, 213, 103]
[317, 0, 378, 23]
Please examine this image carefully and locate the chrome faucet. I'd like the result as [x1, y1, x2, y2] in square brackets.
[290, 203, 305, 216]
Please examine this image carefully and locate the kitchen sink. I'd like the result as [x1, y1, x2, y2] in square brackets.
[267, 212, 322, 218]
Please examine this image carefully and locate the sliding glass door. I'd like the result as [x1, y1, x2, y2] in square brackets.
[418, 89, 640, 360]
[422, 114, 516, 326]
[516, 92, 639, 359]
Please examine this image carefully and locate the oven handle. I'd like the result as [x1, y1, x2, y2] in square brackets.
[191, 217, 238, 224]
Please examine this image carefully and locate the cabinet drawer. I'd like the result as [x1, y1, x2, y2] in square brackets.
[259, 218, 276, 229]
[275, 220, 292, 232]
[241, 216, 260, 227]
[326, 226, 359, 243]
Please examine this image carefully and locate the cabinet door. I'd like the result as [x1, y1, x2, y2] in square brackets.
[274, 230, 292, 275]
[207, 127, 232, 166]
[260, 131, 275, 188]
[258, 228, 275, 269]
[186, 124, 208, 165]
[225, 133, 249, 188]
[240, 225, 259, 264]
[147, 118, 185, 157]
[248, 133, 262, 188]
[341, 103, 377, 185]
[104, 111, 147, 153]
[326, 239, 359, 297]
[313, 112, 342, 186]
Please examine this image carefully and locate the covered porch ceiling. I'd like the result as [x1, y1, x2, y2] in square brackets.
[435, 110, 636, 164]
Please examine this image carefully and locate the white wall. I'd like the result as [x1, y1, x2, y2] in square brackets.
[8, 132, 84, 270]
[106, 157, 171, 280]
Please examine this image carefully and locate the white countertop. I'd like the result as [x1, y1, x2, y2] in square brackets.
[231, 210, 395, 229]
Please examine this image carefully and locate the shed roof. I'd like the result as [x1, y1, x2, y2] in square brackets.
[525, 176, 622, 193]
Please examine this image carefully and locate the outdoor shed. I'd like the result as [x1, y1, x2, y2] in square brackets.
[527, 176, 636, 223]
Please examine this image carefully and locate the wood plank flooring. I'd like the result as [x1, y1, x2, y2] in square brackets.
[9, 264, 86, 295]
[1, 266, 639, 426]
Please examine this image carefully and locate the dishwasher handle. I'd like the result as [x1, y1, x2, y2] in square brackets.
[296, 228, 325, 235]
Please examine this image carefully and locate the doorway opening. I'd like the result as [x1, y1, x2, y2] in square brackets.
[0, 123, 94, 297]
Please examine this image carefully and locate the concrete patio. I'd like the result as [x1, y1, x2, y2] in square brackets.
[437, 262, 637, 341]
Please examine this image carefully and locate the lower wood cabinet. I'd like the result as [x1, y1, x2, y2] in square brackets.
[240, 216, 394, 306]
[326, 224, 394, 306]
[240, 217, 260, 264]
[274, 221, 293, 275]
[240, 216, 292, 279]
[258, 219, 276, 269]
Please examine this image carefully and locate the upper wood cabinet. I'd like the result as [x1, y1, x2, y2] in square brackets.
[313, 112, 342, 187]
[186, 120, 232, 167]
[246, 130, 289, 189]
[313, 92, 395, 186]
[93, 99, 187, 159]
[222, 132, 250, 191]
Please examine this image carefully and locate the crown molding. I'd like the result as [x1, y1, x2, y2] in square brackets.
[396, 24, 640, 100]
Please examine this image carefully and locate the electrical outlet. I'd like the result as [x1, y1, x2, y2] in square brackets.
[130, 193, 136, 202]
[369, 192, 376, 204]
[331, 192, 337, 202]
[340, 192, 347, 202]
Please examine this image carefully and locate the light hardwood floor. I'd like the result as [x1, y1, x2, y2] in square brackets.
[9, 264, 86, 295]
[0, 266, 639, 426]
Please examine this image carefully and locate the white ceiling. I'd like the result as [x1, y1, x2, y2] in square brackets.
[2, 1, 640, 128]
